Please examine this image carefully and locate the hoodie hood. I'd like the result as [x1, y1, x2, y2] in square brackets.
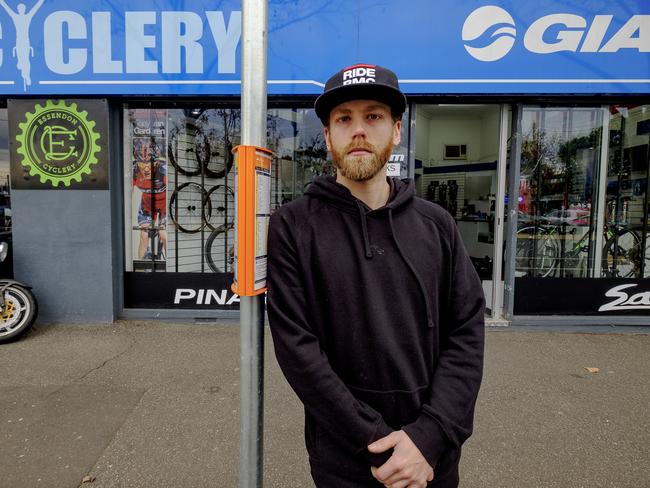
[305, 175, 415, 213]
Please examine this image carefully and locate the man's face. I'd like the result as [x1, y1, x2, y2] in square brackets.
[138, 162, 152, 178]
[323, 99, 401, 182]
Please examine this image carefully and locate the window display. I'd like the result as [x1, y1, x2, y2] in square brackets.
[516, 107, 605, 278]
[123, 106, 332, 276]
[516, 105, 650, 280]
[604, 105, 650, 278]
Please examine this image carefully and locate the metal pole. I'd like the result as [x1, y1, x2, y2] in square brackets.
[592, 107, 610, 278]
[503, 104, 522, 319]
[240, 1, 267, 487]
[491, 104, 509, 319]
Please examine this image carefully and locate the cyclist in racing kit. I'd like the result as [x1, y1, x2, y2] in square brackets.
[0, 0, 45, 91]
[132, 141, 167, 260]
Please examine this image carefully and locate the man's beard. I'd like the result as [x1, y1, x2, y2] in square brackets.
[331, 139, 394, 182]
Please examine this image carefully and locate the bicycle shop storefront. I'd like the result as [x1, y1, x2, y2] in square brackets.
[1, 0, 650, 325]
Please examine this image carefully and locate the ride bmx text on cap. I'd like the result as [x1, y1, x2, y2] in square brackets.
[314, 64, 407, 124]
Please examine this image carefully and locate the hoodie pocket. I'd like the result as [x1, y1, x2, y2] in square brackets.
[347, 384, 429, 430]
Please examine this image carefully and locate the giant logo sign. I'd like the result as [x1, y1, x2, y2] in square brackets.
[463, 5, 650, 62]
[462, 6, 516, 62]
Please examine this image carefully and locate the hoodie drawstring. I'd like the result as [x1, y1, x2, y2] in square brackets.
[356, 201, 373, 259]
[388, 209, 435, 329]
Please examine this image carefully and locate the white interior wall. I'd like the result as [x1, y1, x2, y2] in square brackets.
[479, 108, 500, 162]
[428, 117, 482, 164]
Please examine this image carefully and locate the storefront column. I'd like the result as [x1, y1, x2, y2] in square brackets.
[11, 190, 115, 323]
[8, 99, 116, 323]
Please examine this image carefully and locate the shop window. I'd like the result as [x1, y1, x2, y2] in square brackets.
[123, 106, 330, 276]
[515, 105, 650, 280]
[603, 105, 650, 278]
[516, 107, 604, 278]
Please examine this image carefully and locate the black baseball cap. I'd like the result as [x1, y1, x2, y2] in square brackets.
[314, 64, 407, 124]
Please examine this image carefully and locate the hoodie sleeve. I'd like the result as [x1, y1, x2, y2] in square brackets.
[267, 210, 394, 462]
[402, 216, 485, 468]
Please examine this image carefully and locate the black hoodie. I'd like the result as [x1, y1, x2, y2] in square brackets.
[267, 175, 485, 476]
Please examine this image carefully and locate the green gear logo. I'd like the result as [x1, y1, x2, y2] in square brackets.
[15, 100, 101, 187]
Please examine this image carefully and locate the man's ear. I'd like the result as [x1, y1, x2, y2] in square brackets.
[392, 120, 401, 146]
[323, 126, 331, 152]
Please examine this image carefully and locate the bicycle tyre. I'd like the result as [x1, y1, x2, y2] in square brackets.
[602, 228, 643, 278]
[204, 185, 235, 231]
[167, 123, 203, 176]
[205, 225, 235, 273]
[169, 182, 210, 233]
[515, 226, 559, 277]
[203, 141, 234, 179]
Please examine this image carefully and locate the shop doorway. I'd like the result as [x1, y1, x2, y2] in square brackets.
[414, 104, 509, 318]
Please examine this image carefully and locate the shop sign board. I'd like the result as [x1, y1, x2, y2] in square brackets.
[7, 98, 109, 189]
[515, 278, 650, 315]
[124, 272, 239, 309]
[0, 1, 649, 95]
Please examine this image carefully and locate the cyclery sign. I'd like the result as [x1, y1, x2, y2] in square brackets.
[0, 0, 649, 95]
[0, 0, 243, 95]
[8, 98, 109, 189]
[515, 278, 650, 315]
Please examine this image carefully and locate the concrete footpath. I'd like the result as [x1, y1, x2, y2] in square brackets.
[1, 321, 648, 488]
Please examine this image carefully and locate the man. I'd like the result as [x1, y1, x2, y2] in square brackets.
[267, 64, 485, 488]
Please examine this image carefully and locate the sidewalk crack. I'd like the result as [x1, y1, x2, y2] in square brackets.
[74, 339, 137, 382]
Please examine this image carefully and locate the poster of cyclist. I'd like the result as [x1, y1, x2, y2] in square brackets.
[129, 109, 167, 271]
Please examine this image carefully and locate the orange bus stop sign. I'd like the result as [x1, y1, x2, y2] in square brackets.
[231, 145, 272, 297]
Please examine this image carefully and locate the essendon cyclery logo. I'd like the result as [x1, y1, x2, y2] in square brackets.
[463, 5, 650, 62]
[598, 284, 650, 312]
[342, 64, 376, 85]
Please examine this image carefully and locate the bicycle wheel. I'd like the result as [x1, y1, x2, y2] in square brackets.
[167, 123, 202, 176]
[203, 141, 234, 179]
[204, 185, 234, 231]
[602, 229, 643, 278]
[169, 182, 210, 233]
[515, 226, 559, 277]
[194, 125, 212, 171]
[205, 224, 235, 273]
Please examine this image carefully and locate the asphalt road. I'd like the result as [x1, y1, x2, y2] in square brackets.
[1, 321, 648, 487]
